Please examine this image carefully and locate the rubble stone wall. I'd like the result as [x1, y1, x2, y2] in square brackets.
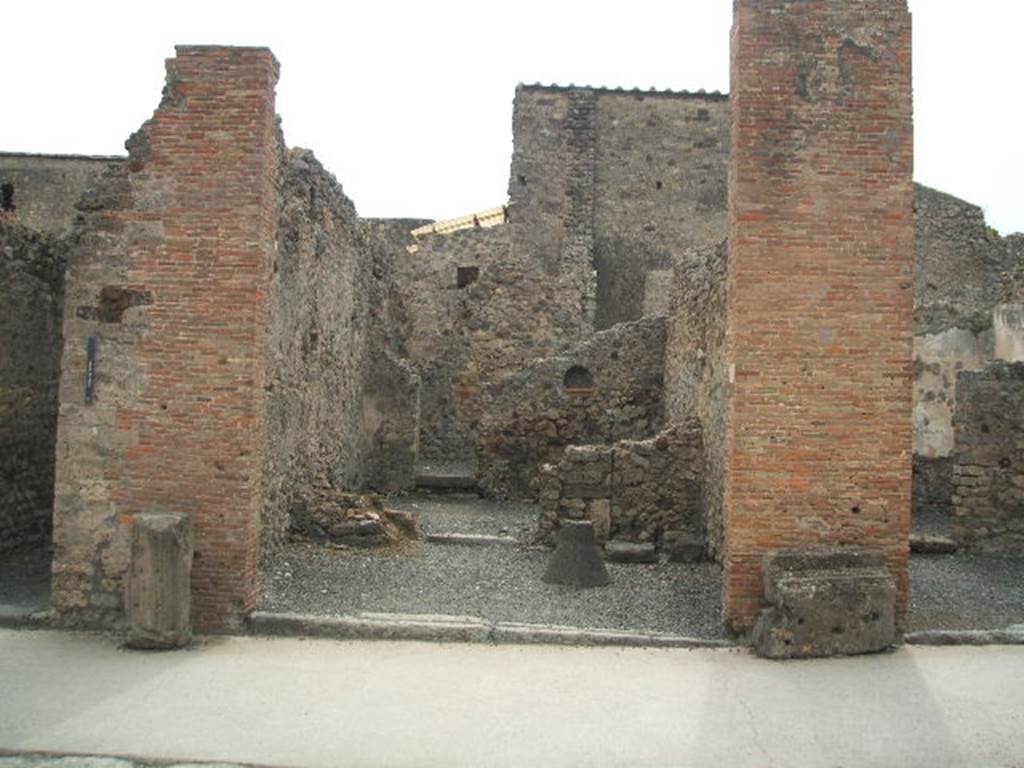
[263, 149, 419, 555]
[664, 241, 729, 558]
[591, 90, 729, 329]
[477, 316, 667, 498]
[0, 153, 120, 235]
[52, 46, 281, 630]
[0, 224, 67, 552]
[537, 421, 704, 548]
[952, 362, 1024, 553]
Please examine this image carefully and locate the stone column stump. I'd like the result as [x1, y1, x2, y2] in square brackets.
[126, 513, 193, 649]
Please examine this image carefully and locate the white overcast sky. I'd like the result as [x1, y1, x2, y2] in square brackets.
[4, 1, 1022, 234]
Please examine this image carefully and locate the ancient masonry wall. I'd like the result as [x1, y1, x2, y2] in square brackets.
[536, 421, 704, 548]
[385, 223, 515, 466]
[952, 362, 1024, 553]
[0, 224, 68, 552]
[0, 153, 120, 235]
[263, 149, 419, 554]
[52, 47, 280, 630]
[724, 1, 914, 632]
[591, 90, 729, 329]
[911, 185, 1020, 521]
[477, 316, 667, 498]
[664, 240, 729, 558]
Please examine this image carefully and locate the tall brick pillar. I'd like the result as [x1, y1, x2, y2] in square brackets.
[53, 47, 279, 631]
[723, 2, 914, 632]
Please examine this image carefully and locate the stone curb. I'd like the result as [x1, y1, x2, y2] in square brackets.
[905, 628, 1024, 646]
[248, 610, 733, 649]
[425, 533, 519, 547]
[0, 607, 53, 629]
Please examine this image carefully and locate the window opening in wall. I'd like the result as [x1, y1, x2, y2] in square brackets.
[457, 266, 479, 289]
[1, 183, 14, 212]
[563, 365, 594, 393]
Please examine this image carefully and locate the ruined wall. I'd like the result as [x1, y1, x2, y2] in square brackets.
[664, 240, 729, 558]
[0, 153, 120, 235]
[0, 224, 67, 552]
[511, 85, 730, 332]
[591, 90, 729, 328]
[52, 47, 280, 630]
[385, 223, 514, 466]
[263, 149, 419, 554]
[477, 316, 666, 498]
[536, 421, 704, 548]
[724, 0, 914, 632]
[912, 186, 1020, 521]
[952, 362, 1024, 552]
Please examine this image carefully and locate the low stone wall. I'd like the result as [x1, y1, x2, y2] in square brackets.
[0, 223, 67, 553]
[952, 362, 1024, 553]
[477, 316, 667, 498]
[536, 421, 704, 549]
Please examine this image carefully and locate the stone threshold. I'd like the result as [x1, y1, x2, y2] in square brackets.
[424, 532, 519, 546]
[0, 606, 51, 629]
[905, 627, 1024, 646]
[248, 610, 734, 649]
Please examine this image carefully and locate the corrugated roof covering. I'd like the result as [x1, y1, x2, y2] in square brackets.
[410, 205, 508, 238]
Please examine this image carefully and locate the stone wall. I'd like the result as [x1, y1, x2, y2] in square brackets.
[52, 46, 281, 630]
[0, 224, 67, 553]
[477, 316, 666, 498]
[0, 153, 121, 235]
[536, 421, 704, 549]
[725, 0, 914, 632]
[590, 89, 729, 329]
[263, 149, 419, 554]
[911, 186, 1019, 520]
[384, 222, 515, 466]
[664, 240, 729, 558]
[952, 362, 1024, 553]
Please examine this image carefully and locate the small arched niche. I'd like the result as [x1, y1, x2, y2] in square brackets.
[563, 365, 594, 393]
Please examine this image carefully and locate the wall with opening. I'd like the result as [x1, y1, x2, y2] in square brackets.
[477, 316, 667, 497]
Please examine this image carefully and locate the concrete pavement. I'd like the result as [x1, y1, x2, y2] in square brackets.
[1, 628, 1023, 768]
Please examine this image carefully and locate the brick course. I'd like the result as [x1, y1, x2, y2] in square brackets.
[52, 47, 280, 631]
[724, 1, 914, 632]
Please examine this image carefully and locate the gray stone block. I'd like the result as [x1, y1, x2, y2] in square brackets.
[752, 547, 896, 659]
[543, 520, 611, 587]
[604, 540, 657, 563]
[126, 512, 192, 650]
[668, 535, 705, 563]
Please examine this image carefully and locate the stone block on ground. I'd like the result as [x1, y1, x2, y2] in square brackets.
[126, 512, 192, 650]
[752, 547, 896, 660]
[667, 535, 705, 563]
[604, 540, 657, 564]
[543, 520, 611, 587]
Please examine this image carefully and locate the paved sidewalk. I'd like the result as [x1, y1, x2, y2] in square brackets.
[2, 629, 1024, 768]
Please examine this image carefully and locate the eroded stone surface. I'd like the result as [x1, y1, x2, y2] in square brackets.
[126, 512, 192, 650]
[752, 549, 896, 660]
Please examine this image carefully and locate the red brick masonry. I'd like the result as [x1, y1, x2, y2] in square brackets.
[724, 1, 914, 632]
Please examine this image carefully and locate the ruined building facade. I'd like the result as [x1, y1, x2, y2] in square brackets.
[1, 1, 1022, 637]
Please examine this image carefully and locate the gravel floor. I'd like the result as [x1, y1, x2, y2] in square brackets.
[388, 493, 537, 540]
[0, 545, 51, 610]
[909, 552, 1024, 631]
[260, 541, 727, 639]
